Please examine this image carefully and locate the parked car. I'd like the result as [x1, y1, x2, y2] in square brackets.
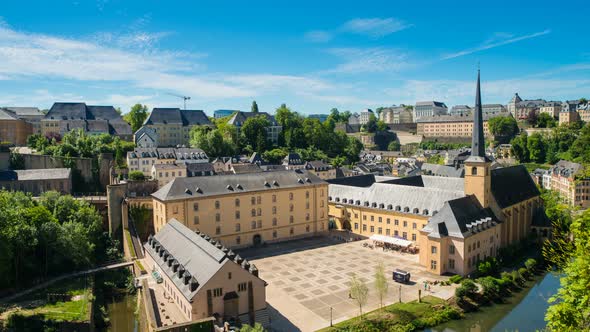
[393, 269, 410, 283]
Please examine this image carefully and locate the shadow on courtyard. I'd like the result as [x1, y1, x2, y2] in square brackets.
[235, 234, 350, 261]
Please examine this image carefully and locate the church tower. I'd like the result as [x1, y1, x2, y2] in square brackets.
[464, 70, 492, 208]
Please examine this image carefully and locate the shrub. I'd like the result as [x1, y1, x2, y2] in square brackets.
[449, 275, 463, 284]
[518, 267, 529, 280]
[455, 279, 478, 299]
[477, 257, 500, 276]
[128, 171, 145, 181]
[511, 270, 522, 285]
[477, 276, 501, 299]
[412, 307, 462, 329]
[525, 258, 537, 272]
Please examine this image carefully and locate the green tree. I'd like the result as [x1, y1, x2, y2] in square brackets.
[123, 104, 149, 132]
[388, 141, 401, 151]
[241, 115, 270, 153]
[240, 323, 266, 332]
[510, 132, 529, 162]
[488, 116, 519, 142]
[527, 133, 546, 163]
[251, 100, 259, 113]
[349, 273, 369, 320]
[570, 124, 590, 163]
[537, 112, 557, 128]
[374, 262, 388, 310]
[262, 148, 288, 164]
[546, 209, 590, 331]
[128, 171, 145, 181]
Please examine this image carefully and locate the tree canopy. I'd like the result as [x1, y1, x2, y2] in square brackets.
[123, 104, 150, 132]
[488, 116, 518, 142]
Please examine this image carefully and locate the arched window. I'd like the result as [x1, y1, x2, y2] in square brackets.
[472, 166, 478, 175]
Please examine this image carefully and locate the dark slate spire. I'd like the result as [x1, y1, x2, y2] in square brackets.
[471, 69, 485, 158]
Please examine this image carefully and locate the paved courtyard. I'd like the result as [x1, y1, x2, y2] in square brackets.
[247, 237, 456, 332]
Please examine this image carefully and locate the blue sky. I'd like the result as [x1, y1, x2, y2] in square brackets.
[0, 0, 588, 115]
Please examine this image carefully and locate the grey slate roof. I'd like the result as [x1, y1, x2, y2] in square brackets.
[283, 153, 304, 166]
[227, 111, 278, 126]
[144, 108, 212, 126]
[152, 170, 325, 201]
[491, 165, 540, 208]
[421, 163, 465, 178]
[44, 102, 131, 136]
[328, 181, 464, 217]
[305, 160, 332, 171]
[231, 163, 262, 174]
[0, 168, 71, 181]
[3, 107, 43, 117]
[0, 109, 18, 120]
[422, 195, 497, 239]
[549, 160, 584, 178]
[144, 219, 263, 301]
[127, 148, 208, 161]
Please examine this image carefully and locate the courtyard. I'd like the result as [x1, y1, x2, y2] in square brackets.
[245, 236, 456, 332]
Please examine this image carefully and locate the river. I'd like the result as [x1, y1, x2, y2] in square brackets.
[105, 293, 140, 332]
[426, 272, 561, 332]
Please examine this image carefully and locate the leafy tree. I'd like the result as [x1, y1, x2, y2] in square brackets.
[123, 104, 149, 132]
[128, 171, 145, 181]
[374, 262, 388, 310]
[527, 110, 539, 126]
[241, 115, 270, 153]
[579, 97, 588, 104]
[527, 133, 546, 163]
[190, 126, 235, 158]
[570, 124, 590, 163]
[262, 148, 288, 164]
[488, 115, 518, 141]
[251, 100, 259, 113]
[240, 323, 266, 332]
[546, 209, 590, 331]
[388, 141, 401, 151]
[349, 273, 369, 320]
[9, 152, 24, 170]
[510, 132, 529, 162]
[537, 112, 557, 128]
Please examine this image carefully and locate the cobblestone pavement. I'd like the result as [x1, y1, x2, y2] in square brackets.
[248, 237, 455, 332]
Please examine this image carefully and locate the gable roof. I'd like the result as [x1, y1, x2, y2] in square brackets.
[144, 108, 212, 126]
[227, 111, 278, 126]
[2, 107, 43, 117]
[491, 165, 540, 208]
[421, 163, 465, 178]
[44, 102, 131, 136]
[422, 195, 497, 239]
[153, 170, 325, 201]
[145, 219, 263, 301]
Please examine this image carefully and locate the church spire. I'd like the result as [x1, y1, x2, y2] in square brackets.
[471, 69, 485, 158]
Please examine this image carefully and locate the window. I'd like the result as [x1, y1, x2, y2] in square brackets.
[289, 193, 294, 200]
[370, 226, 375, 232]
[431, 246, 437, 254]
[378, 217, 382, 223]
[272, 195, 276, 203]
[411, 233, 416, 241]
[290, 216, 294, 223]
[290, 227, 294, 235]
[386, 229, 390, 235]
[305, 213, 310, 221]
[272, 218, 277, 226]
[257, 196, 261, 204]
[251, 209, 256, 217]
[272, 207, 277, 214]
[273, 230, 277, 238]
[213, 288, 223, 297]
[306, 225, 310, 232]
[477, 241, 481, 249]
[430, 260, 437, 270]
[193, 202, 199, 211]
[193, 216, 199, 225]
[235, 198, 240, 207]
[215, 200, 220, 209]
[394, 230, 398, 236]
[235, 211, 240, 219]
[362, 224, 367, 231]
[412, 222, 417, 229]
[235, 223, 241, 232]
[251, 197, 256, 205]
[251, 221, 256, 229]
[257, 208, 262, 216]
[354, 223, 359, 230]
[468, 244, 471, 253]
[238, 282, 247, 292]
[402, 232, 407, 239]
[228, 272, 232, 280]
[472, 166, 477, 175]
[403, 221, 407, 227]
[387, 218, 390, 224]
[394, 219, 399, 226]
[354, 214, 358, 218]
[370, 216, 374, 221]
[378, 227, 382, 234]
[215, 226, 221, 235]
[290, 204, 294, 212]
[236, 236, 241, 244]
[306, 202, 310, 209]
[215, 213, 220, 222]
[449, 259, 455, 269]
[363, 215, 367, 220]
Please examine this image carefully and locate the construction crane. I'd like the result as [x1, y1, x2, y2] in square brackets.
[166, 93, 191, 110]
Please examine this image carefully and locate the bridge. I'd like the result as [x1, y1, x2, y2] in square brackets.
[0, 260, 134, 304]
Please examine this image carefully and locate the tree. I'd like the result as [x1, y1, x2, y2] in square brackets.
[488, 116, 518, 141]
[388, 141, 401, 151]
[546, 209, 590, 331]
[240, 323, 266, 332]
[9, 152, 24, 170]
[527, 110, 539, 126]
[349, 273, 369, 320]
[579, 97, 588, 104]
[374, 262, 388, 310]
[128, 171, 145, 181]
[123, 104, 149, 132]
[251, 100, 259, 113]
[537, 112, 557, 128]
[262, 148, 288, 164]
[241, 115, 270, 153]
[510, 133, 529, 162]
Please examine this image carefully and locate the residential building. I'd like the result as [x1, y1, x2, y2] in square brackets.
[577, 103, 590, 122]
[1, 107, 44, 134]
[214, 109, 238, 119]
[0, 168, 72, 195]
[144, 219, 268, 325]
[140, 108, 212, 147]
[304, 160, 336, 179]
[227, 111, 282, 145]
[186, 163, 216, 177]
[328, 71, 545, 276]
[151, 170, 329, 248]
[414, 101, 448, 121]
[152, 163, 187, 188]
[308, 114, 328, 123]
[539, 102, 562, 118]
[559, 108, 580, 126]
[379, 106, 413, 124]
[134, 126, 158, 148]
[562, 100, 580, 113]
[416, 113, 509, 138]
[359, 109, 374, 125]
[482, 104, 507, 115]
[507, 93, 523, 117]
[282, 153, 305, 170]
[360, 150, 402, 164]
[41, 102, 132, 140]
[450, 105, 472, 116]
[507, 93, 546, 119]
[548, 160, 590, 208]
[0, 108, 33, 146]
[127, 148, 208, 177]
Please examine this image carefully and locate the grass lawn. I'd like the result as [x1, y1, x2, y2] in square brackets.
[318, 296, 461, 332]
[124, 228, 136, 259]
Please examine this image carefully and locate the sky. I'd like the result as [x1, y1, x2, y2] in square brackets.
[0, 0, 589, 115]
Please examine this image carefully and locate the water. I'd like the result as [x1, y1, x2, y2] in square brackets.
[106, 293, 140, 332]
[426, 273, 561, 332]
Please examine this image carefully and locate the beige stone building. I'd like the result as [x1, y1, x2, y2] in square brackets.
[548, 160, 590, 208]
[151, 170, 329, 248]
[144, 219, 268, 325]
[328, 72, 546, 276]
[416, 113, 509, 138]
[539, 102, 561, 118]
[558, 110, 580, 126]
[152, 163, 187, 188]
[304, 160, 336, 179]
[140, 108, 213, 147]
[0, 109, 34, 146]
[127, 148, 208, 177]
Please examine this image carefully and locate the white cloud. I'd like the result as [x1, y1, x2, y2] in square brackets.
[324, 48, 412, 74]
[441, 30, 551, 60]
[341, 18, 412, 38]
[304, 30, 332, 43]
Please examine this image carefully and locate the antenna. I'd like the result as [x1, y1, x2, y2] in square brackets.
[166, 93, 191, 110]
